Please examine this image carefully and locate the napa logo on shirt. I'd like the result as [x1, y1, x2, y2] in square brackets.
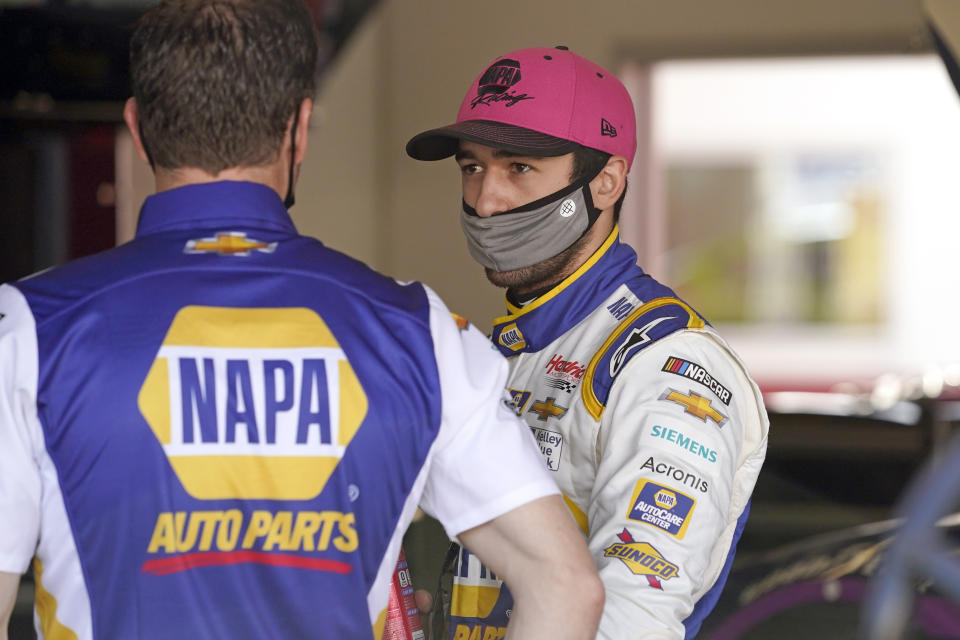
[626, 479, 696, 539]
[497, 322, 526, 351]
[138, 306, 368, 501]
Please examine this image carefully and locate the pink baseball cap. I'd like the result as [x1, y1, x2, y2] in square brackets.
[406, 46, 637, 167]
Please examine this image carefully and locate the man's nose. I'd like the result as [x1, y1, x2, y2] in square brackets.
[473, 174, 512, 218]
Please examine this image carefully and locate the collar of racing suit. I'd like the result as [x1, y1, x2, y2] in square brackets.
[489, 225, 648, 357]
[136, 181, 297, 237]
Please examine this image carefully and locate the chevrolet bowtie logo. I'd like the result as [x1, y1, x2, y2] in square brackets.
[529, 396, 567, 422]
[184, 232, 278, 256]
[660, 389, 727, 427]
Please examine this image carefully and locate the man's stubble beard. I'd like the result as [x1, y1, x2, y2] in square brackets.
[483, 232, 594, 297]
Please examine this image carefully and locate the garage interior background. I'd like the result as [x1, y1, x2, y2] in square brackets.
[4, 0, 960, 637]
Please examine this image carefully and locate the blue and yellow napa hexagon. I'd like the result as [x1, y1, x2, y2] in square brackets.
[138, 306, 367, 501]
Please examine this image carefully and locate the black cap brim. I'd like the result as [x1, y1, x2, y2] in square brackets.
[405, 120, 579, 161]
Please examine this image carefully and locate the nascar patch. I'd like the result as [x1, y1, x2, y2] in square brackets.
[627, 479, 696, 539]
[662, 356, 731, 405]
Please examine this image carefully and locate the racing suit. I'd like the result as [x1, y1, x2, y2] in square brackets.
[446, 227, 769, 639]
[0, 181, 559, 639]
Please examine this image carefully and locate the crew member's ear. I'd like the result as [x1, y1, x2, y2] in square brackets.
[292, 97, 313, 165]
[589, 155, 628, 211]
[123, 97, 151, 167]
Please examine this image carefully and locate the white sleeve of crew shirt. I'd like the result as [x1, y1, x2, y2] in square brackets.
[417, 286, 559, 539]
[0, 284, 43, 573]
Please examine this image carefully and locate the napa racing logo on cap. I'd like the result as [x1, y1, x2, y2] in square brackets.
[137, 306, 367, 574]
[471, 58, 534, 109]
[497, 322, 526, 351]
[604, 528, 679, 589]
[627, 479, 696, 539]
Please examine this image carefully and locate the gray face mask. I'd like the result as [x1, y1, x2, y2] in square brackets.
[460, 175, 602, 272]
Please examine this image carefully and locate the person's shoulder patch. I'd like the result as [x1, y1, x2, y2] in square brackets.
[582, 296, 704, 420]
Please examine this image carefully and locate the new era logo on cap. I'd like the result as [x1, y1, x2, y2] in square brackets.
[601, 118, 618, 138]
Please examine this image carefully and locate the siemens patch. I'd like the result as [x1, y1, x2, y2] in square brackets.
[662, 356, 731, 405]
[649, 425, 718, 464]
[627, 480, 696, 539]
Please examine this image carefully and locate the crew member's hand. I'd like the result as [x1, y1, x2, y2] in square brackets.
[414, 588, 433, 614]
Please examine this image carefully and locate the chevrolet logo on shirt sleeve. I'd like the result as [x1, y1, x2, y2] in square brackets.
[660, 388, 727, 427]
[528, 397, 567, 422]
[184, 232, 277, 256]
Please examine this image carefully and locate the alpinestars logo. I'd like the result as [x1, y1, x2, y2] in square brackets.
[601, 118, 618, 138]
[609, 316, 675, 377]
[471, 58, 534, 109]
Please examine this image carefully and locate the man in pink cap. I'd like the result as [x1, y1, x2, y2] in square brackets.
[407, 46, 769, 639]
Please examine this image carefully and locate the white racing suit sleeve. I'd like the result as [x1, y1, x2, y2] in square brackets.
[588, 329, 768, 639]
[0, 284, 43, 574]
[417, 287, 560, 539]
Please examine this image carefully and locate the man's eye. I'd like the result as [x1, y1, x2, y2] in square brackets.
[512, 163, 532, 174]
[459, 164, 482, 175]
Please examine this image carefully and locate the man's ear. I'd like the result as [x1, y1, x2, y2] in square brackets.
[589, 155, 628, 211]
[123, 98, 152, 167]
[292, 97, 313, 165]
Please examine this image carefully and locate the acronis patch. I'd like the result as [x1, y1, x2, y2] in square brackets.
[137, 306, 368, 501]
[626, 479, 696, 539]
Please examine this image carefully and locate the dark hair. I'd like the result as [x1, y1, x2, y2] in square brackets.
[130, 0, 319, 173]
[570, 144, 627, 219]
